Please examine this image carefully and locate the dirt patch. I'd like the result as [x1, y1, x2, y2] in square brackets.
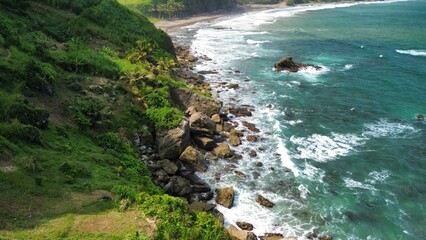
[72, 210, 156, 237]
[0, 150, 16, 173]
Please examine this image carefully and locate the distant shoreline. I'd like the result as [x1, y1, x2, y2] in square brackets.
[154, 2, 288, 33]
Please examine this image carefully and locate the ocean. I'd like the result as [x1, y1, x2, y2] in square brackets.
[174, 0, 426, 239]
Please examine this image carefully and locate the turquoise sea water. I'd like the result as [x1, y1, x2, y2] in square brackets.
[177, 1, 426, 239]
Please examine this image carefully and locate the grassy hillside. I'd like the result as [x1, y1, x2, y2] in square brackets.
[0, 0, 229, 239]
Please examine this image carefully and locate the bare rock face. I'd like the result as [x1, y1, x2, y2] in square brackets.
[216, 186, 234, 208]
[256, 194, 275, 208]
[157, 159, 178, 175]
[193, 136, 217, 150]
[171, 88, 222, 117]
[156, 118, 190, 159]
[213, 143, 232, 158]
[274, 56, 322, 72]
[189, 112, 216, 136]
[179, 146, 207, 172]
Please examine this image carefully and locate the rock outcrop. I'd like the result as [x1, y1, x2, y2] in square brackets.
[156, 118, 190, 159]
[274, 56, 322, 72]
[227, 225, 257, 240]
[189, 112, 216, 136]
[216, 186, 234, 208]
[236, 222, 254, 231]
[193, 136, 217, 150]
[171, 88, 222, 117]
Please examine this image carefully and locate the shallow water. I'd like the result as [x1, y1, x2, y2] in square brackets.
[176, 1, 426, 239]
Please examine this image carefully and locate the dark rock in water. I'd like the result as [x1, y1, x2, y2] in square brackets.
[256, 194, 274, 208]
[252, 171, 261, 179]
[234, 170, 246, 179]
[319, 235, 333, 240]
[259, 233, 284, 240]
[229, 107, 252, 117]
[188, 191, 214, 202]
[274, 56, 322, 72]
[216, 186, 234, 208]
[227, 83, 239, 89]
[236, 221, 254, 231]
[249, 150, 257, 157]
[246, 135, 258, 142]
[198, 70, 218, 75]
[188, 201, 216, 212]
[242, 121, 260, 133]
[417, 114, 424, 121]
[255, 162, 263, 167]
[305, 227, 318, 239]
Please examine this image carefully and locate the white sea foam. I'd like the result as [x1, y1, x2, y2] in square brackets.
[344, 64, 353, 70]
[367, 170, 391, 184]
[362, 119, 419, 138]
[246, 39, 270, 45]
[290, 133, 365, 162]
[301, 163, 325, 182]
[344, 177, 377, 191]
[277, 138, 300, 176]
[396, 49, 426, 57]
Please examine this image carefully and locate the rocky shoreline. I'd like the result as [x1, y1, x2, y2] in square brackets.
[134, 41, 334, 240]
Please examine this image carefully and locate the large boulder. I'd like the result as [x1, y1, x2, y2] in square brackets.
[156, 118, 190, 159]
[215, 186, 234, 208]
[213, 143, 232, 158]
[157, 159, 178, 175]
[163, 176, 191, 196]
[259, 233, 286, 240]
[179, 146, 207, 172]
[274, 56, 322, 72]
[188, 201, 216, 212]
[229, 134, 241, 146]
[193, 136, 217, 150]
[171, 88, 222, 117]
[189, 112, 216, 136]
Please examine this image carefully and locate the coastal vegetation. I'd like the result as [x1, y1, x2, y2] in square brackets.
[0, 0, 229, 239]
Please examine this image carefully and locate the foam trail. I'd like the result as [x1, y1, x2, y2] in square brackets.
[277, 138, 300, 176]
[396, 49, 426, 56]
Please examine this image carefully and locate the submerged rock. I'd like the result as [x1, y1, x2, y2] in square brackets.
[274, 56, 322, 72]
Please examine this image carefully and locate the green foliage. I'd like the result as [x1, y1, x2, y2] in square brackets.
[44, 0, 102, 14]
[139, 195, 232, 240]
[0, 121, 41, 144]
[145, 90, 170, 108]
[24, 60, 56, 93]
[127, 39, 157, 63]
[98, 132, 133, 153]
[145, 107, 183, 129]
[0, 14, 20, 47]
[59, 161, 92, 178]
[72, 99, 104, 129]
[111, 184, 137, 201]
[54, 38, 120, 78]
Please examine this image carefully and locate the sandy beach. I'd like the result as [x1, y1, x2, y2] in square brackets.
[154, 2, 288, 33]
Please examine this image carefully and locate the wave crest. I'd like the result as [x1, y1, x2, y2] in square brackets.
[396, 49, 426, 57]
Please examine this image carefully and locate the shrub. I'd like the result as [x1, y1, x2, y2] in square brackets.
[111, 184, 137, 202]
[73, 99, 103, 129]
[0, 121, 41, 143]
[145, 107, 183, 129]
[24, 60, 56, 94]
[0, 15, 19, 47]
[98, 132, 133, 153]
[59, 161, 92, 178]
[145, 91, 170, 108]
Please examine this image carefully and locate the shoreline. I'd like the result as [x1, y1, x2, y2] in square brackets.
[154, 2, 288, 33]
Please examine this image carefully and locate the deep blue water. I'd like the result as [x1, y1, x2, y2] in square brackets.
[178, 1, 426, 239]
